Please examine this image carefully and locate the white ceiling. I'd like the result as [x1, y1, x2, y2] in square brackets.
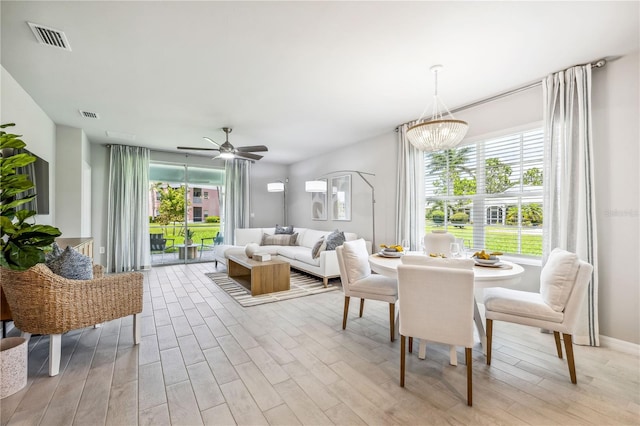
[2, 1, 638, 165]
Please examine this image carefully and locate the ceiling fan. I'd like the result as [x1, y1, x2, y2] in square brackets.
[177, 127, 268, 161]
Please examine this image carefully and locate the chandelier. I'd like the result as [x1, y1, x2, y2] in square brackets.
[406, 65, 469, 152]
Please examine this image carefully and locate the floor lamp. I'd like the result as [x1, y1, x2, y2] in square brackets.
[305, 170, 376, 253]
[267, 179, 287, 225]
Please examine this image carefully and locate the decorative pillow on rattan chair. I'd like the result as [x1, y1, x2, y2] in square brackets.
[45, 242, 64, 263]
[46, 246, 94, 280]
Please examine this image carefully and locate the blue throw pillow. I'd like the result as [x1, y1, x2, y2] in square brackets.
[275, 224, 294, 235]
[324, 229, 346, 251]
[46, 246, 93, 280]
[45, 242, 64, 263]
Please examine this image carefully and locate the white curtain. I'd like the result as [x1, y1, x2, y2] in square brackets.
[396, 124, 425, 251]
[224, 159, 251, 245]
[542, 65, 599, 346]
[107, 145, 150, 272]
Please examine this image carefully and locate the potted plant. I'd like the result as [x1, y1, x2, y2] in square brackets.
[185, 229, 195, 245]
[1, 123, 62, 269]
[1, 123, 62, 318]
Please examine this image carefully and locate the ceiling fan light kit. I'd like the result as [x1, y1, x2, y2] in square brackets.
[177, 127, 268, 161]
[406, 65, 469, 152]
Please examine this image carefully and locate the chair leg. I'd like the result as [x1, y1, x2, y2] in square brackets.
[342, 296, 350, 330]
[466, 347, 473, 406]
[485, 319, 493, 365]
[389, 303, 395, 342]
[553, 331, 563, 358]
[563, 333, 577, 384]
[408, 337, 413, 353]
[49, 334, 62, 377]
[400, 334, 406, 387]
[359, 299, 365, 317]
[323, 277, 328, 288]
[133, 313, 141, 344]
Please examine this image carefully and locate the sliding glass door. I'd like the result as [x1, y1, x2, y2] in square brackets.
[149, 162, 225, 266]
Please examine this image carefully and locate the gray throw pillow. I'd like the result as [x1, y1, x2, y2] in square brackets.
[325, 230, 346, 251]
[311, 236, 326, 259]
[275, 224, 294, 235]
[261, 233, 298, 246]
[46, 246, 94, 280]
[45, 242, 64, 263]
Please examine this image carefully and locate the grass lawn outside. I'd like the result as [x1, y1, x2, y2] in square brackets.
[425, 223, 542, 256]
[150, 223, 221, 251]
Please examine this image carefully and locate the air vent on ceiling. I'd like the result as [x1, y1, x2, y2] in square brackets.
[79, 110, 100, 119]
[28, 22, 72, 51]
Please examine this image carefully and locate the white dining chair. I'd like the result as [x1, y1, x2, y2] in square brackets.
[401, 255, 475, 364]
[336, 239, 398, 341]
[484, 248, 593, 384]
[397, 262, 475, 406]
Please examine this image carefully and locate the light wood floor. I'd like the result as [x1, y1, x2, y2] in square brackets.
[2, 262, 639, 425]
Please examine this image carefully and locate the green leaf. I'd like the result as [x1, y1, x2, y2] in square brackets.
[0, 196, 37, 212]
[7, 243, 45, 270]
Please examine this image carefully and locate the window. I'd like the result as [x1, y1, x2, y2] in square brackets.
[424, 127, 543, 257]
[204, 191, 209, 199]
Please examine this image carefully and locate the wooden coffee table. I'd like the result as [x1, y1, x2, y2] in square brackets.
[227, 255, 290, 296]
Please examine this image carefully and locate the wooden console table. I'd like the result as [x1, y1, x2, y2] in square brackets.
[56, 237, 94, 258]
[227, 255, 290, 296]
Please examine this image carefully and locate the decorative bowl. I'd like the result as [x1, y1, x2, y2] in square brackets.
[474, 255, 499, 265]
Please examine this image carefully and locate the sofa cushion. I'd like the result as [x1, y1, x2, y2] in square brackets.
[275, 224, 294, 234]
[299, 229, 328, 248]
[46, 246, 93, 280]
[45, 242, 64, 263]
[276, 245, 308, 259]
[262, 233, 298, 246]
[253, 246, 280, 255]
[325, 230, 346, 251]
[540, 248, 580, 312]
[235, 228, 264, 246]
[343, 232, 358, 242]
[293, 250, 321, 267]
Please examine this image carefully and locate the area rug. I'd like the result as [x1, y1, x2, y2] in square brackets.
[205, 271, 340, 307]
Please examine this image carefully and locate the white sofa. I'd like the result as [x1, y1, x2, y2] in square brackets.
[212, 227, 371, 286]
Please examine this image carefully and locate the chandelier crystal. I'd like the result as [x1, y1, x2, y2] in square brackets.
[406, 65, 469, 152]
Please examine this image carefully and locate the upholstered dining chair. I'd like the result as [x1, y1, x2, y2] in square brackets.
[336, 238, 398, 341]
[397, 261, 475, 406]
[483, 248, 593, 384]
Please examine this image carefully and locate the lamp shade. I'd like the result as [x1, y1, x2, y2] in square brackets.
[305, 180, 327, 192]
[267, 182, 285, 192]
[407, 119, 469, 152]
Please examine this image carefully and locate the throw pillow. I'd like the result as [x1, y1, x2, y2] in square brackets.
[311, 236, 326, 259]
[342, 238, 371, 282]
[540, 248, 580, 312]
[45, 242, 64, 263]
[261, 233, 298, 246]
[46, 246, 93, 280]
[324, 229, 345, 251]
[275, 224, 294, 235]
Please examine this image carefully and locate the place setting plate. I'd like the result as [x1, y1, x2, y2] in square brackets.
[378, 250, 404, 258]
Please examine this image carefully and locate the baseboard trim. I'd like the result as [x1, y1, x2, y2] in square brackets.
[599, 335, 640, 355]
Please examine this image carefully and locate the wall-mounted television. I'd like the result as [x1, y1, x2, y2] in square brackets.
[12, 149, 50, 215]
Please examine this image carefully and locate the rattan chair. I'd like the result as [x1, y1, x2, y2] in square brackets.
[0, 263, 143, 376]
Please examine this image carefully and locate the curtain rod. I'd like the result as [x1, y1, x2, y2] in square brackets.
[396, 58, 607, 131]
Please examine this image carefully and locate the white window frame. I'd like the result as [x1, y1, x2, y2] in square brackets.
[424, 122, 544, 260]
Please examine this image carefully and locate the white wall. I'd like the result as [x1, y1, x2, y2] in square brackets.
[0, 67, 56, 226]
[249, 162, 289, 228]
[55, 125, 91, 237]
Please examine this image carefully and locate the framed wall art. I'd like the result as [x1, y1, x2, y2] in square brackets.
[310, 178, 327, 220]
[331, 175, 351, 221]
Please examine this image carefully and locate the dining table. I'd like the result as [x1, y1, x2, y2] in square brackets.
[369, 252, 525, 365]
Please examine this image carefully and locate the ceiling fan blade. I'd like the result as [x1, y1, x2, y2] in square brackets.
[177, 146, 220, 151]
[203, 137, 221, 148]
[234, 152, 263, 161]
[236, 145, 269, 153]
